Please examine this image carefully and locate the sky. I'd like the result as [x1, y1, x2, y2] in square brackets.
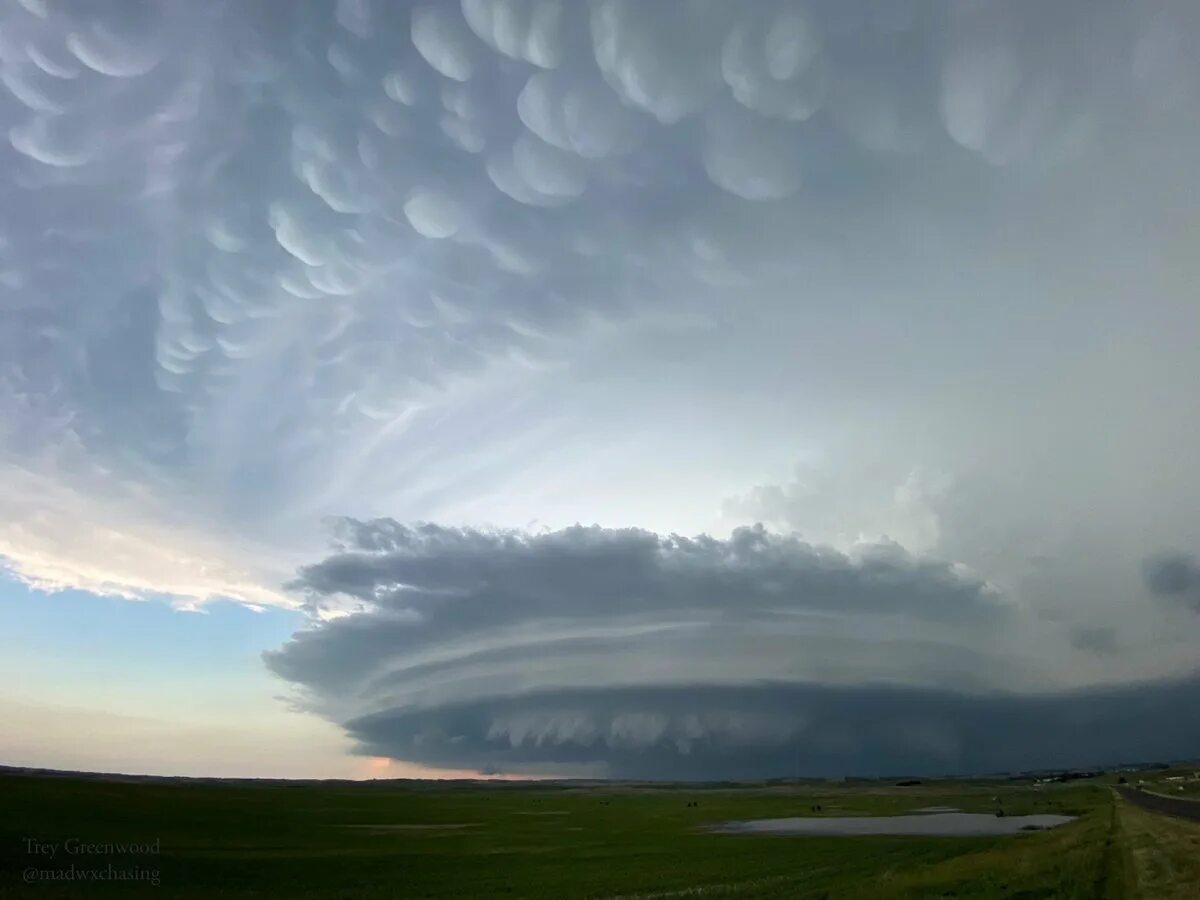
[1, 0, 1198, 780]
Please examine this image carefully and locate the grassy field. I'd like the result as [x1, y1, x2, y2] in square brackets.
[1114, 799, 1200, 900]
[0, 771, 1195, 898]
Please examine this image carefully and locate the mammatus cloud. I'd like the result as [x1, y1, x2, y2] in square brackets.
[2, 0, 1197, 607]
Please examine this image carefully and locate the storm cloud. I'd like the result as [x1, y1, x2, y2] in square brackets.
[269, 524, 1015, 694]
[2, 1, 1199, 778]
[2, 0, 1198, 607]
[267, 519, 1200, 778]
[1143, 553, 1200, 613]
[264, 515, 1200, 776]
[341, 677, 1200, 779]
[266, 518, 1076, 777]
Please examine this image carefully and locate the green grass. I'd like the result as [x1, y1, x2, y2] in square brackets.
[1129, 777, 1200, 800]
[0, 772, 1171, 899]
[1115, 796, 1200, 899]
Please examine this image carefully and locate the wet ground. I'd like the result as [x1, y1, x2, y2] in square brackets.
[710, 811, 1076, 837]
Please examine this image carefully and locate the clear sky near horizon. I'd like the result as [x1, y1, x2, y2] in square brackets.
[1, 0, 1199, 780]
[0, 572, 483, 778]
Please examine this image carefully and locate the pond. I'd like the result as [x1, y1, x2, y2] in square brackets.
[710, 811, 1076, 837]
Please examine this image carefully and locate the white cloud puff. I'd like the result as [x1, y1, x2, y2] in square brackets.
[412, 4, 477, 82]
[721, 5, 827, 121]
[403, 188, 464, 239]
[461, 0, 564, 69]
[517, 69, 643, 160]
[590, 0, 727, 125]
[703, 105, 802, 200]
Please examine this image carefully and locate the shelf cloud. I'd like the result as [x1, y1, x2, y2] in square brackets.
[265, 518, 1199, 777]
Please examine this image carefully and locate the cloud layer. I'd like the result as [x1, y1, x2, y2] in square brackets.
[2, 0, 1198, 606]
[1143, 553, 1200, 614]
[265, 519, 1200, 778]
[266, 518, 1028, 776]
[339, 676, 1200, 779]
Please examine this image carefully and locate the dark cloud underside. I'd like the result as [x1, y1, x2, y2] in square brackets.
[344, 677, 1200, 780]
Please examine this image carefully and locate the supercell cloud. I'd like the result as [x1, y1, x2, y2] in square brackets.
[267, 519, 1200, 778]
[267, 518, 1200, 777]
[268, 519, 1016, 776]
[1, 0, 1199, 774]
